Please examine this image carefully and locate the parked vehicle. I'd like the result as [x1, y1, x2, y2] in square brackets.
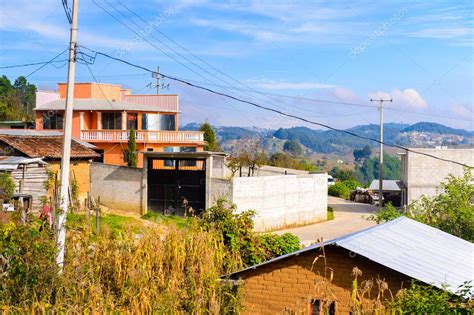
[327, 175, 335, 186]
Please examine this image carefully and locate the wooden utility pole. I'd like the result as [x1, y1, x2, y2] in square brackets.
[370, 97, 392, 208]
[57, 0, 79, 271]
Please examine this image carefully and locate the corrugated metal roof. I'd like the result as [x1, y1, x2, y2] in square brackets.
[0, 156, 47, 165]
[369, 179, 402, 191]
[230, 217, 474, 294]
[34, 98, 178, 113]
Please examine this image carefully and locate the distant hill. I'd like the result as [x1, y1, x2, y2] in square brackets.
[402, 122, 473, 137]
[181, 122, 473, 154]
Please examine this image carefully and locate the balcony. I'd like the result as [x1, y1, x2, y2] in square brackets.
[80, 130, 205, 143]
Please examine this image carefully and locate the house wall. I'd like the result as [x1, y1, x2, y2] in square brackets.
[402, 148, 474, 204]
[230, 173, 328, 232]
[234, 246, 411, 314]
[90, 162, 143, 213]
[58, 82, 122, 100]
[49, 160, 92, 202]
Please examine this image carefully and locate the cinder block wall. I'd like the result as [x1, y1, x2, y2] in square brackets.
[231, 173, 328, 231]
[90, 162, 143, 213]
[234, 246, 411, 314]
[405, 149, 473, 203]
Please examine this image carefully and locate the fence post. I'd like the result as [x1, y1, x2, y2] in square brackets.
[95, 196, 100, 234]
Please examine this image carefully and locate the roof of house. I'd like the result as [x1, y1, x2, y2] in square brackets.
[34, 98, 177, 113]
[369, 179, 402, 191]
[0, 129, 97, 149]
[230, 217, 474, 294]
[0, 156, 47, 170]
[0, 135, 100, 160]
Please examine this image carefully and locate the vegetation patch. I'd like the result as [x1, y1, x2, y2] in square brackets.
[141, 211, 192, 229]
[327, 207, 334, 221]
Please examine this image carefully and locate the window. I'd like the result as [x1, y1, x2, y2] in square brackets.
[310, 300, 335, 315]
[141, 114, 176, 131]
[43, 112, 63, 129]
[127, 113, 138, 130]
[180, 147, 197, 166]
[102, 112, 122, 130]
[147, 148, 154, 152]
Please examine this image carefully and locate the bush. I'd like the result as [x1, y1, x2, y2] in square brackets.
[259, 233, 300, 259]
[368, 203, 402, 224]
[341, 179, 360, 190]
[0, 173, 15, 202]
[200, 198, 301, 266]
[328, 182, 351, 199]
[327, 207, 334, 221]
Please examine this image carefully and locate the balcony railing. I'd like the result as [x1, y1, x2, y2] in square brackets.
[80, 130, 204, 143]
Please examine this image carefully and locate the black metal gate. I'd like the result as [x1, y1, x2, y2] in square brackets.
[147, 157, 206, 216]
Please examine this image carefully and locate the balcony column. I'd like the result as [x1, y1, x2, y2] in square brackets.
[121, 111, 127, 130]
[79, 112, 84, 130]
[97, 112, 102, 130]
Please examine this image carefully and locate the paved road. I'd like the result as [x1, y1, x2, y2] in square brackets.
[275, 196, 379, 244]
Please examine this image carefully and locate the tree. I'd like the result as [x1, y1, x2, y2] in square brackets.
[125, 128, 138, 167]
[200, 122, 220, 151]
[330, 166, 357, 181]
[283, 140, 302, 156]
[0, 75, 36, 121]
[0, 173, 15, 202]
[353, 145, 372, 162]
[355, 154, 401, 184]
[13, 76, 36, 118]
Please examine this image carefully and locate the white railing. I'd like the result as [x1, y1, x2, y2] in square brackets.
[80, 130, 204, 143]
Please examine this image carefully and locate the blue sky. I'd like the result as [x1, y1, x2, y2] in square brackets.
[0, 0, 473, 130]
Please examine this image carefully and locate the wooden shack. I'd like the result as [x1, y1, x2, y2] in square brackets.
[0, 156, 49, 211]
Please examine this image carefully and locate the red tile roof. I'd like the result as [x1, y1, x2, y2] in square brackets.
[0, 135, 100, 160]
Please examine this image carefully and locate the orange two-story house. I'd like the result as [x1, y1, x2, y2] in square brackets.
[34, 82, 206, 167]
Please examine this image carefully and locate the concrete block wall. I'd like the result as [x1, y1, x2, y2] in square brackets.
[90, 162, 143, 213]
[234, 246, 411, 314]
[404, 148, 473, 204]
[230, 173, 328, 231]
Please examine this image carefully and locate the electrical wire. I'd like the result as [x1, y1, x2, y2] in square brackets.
[25, 48, 69, 78]
[77, 46, 474, 169]
[0, 59, 69, 69]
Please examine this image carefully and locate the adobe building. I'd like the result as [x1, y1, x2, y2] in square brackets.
[228, 217, 473, 314]
[34, 83, 206, 167]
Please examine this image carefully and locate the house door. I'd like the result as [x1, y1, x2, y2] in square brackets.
[147, 158, 206, 216]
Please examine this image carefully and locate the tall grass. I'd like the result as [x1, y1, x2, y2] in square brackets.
[0, 215, 242, 313]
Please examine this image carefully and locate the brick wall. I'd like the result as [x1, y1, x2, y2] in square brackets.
[234, 246, 411, 314]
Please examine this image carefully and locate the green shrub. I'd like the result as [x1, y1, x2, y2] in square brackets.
[259, 233, 300, 259]
[327, 207, 334, 221]
[368, 203, 402, 224]
[341, 179, 360, 190]
[328, 182, 351, 199]
[200, 198, 301, 266]
[0, 173, 15, 202]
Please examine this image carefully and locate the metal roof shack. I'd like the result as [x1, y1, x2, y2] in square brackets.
[369, 179, 403, 192]
[230, 217, 474, 295]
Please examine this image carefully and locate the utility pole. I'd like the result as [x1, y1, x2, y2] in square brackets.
[370, 97, 392, 208]
[57, 0, 79, 271]
[156, 66, 160, 94]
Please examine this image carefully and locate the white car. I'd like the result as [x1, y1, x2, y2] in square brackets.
[327, 175, 335, 186]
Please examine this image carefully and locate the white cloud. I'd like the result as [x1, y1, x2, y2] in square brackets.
[246, 79, 336, 90]
[408, 27, 473, 39]
[369, 88, 428, 109]
[451, 104, 473, 117]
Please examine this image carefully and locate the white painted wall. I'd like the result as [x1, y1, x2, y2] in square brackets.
[231, 173, 328, 232]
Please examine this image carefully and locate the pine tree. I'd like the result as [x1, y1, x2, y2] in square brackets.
[126, 128, 138, 167]
[199, 122, 219, 151]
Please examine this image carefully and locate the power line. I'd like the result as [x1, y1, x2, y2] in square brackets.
[78, 46, 474, 169]
[26, 48, 69, 78]
[0, 58, 69, 69]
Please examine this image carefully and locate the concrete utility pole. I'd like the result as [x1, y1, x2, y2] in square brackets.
[370, 97, 392, 208]
[57, 0, 79, 270]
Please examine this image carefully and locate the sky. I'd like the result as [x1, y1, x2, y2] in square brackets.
[0, 0, 473, 130]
